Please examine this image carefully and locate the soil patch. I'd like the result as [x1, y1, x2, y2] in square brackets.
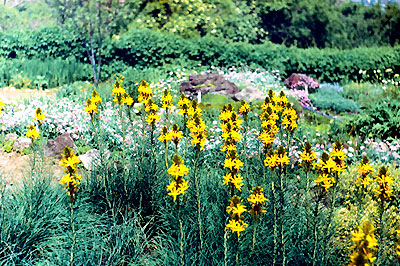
[0, 151, 63, 190]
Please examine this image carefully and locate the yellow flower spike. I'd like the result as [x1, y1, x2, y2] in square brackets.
[59, 146, 81, 202]
[166, 154, 189, 201]
[248, 186, 268, 217]
[26, 125, 39, 140]
[0, 100, 4, 113]
[91, 90, 102, 105]
[33, 107, 46, 125]
[238, 100, 251, 115]
[348, 221, 377, 266]
[85, 98, 98, 116]
[161, 89, 173, 110]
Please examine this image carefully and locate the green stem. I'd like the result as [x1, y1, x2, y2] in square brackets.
[177, 199, 184, 266]
[70, 201, 76, 266]
[279, 170, 286, 266]
[251, 217, 258, 256]
[272, 181, 278, 266]
[194, 151, 204, 259]
[235, 235, 239, 266]
[311, 196, 320, 266]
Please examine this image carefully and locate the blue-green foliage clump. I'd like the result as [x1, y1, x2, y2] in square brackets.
[309, 87, 360, 113]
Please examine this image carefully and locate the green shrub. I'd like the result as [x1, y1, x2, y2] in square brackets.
[1, 27, 400, 83]
[309, 87, 360, 113]
[346, 100, 400, 139]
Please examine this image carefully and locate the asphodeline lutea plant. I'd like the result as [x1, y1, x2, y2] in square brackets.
[166, 154, 189, 201]
[32, 107, 46, 126]
[220, 104, 243, 153]
[177, 93, 191, 120]
[59, 146, 82, 203]
[348, 221, 378, 266]
[299, 142, 317, 172]
[248, 186, 268, 218]
[111, 74, 134, 106]
[356, 156, 374, 189]
[145, 99, 160, 127]
[315, 152, 335, 190]
[248, 186, 268, 254]
[138, 80, 153, 105]
[226, 195, 248, 237]
[26, 125, 40, 140]
[238, 100, 251, 117]
[220, 104, 244, 194]
[161, 89, 173, 111]
[85, 90, 102, 118]
[26, 107, 45, 141]
[259, 95, 279, 149]
[187, 100, 207, 151]
[373, 166, 393, 202]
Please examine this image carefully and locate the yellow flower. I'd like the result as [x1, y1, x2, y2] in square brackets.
[315, 173, 334, 190]
[276, 154, 290, 167]
[264, 152, 278, 169]
[59, 147, 81, 202]
[239, 100, 251, 115]
[122, 93, 134, 106]
[146, 112, 160, 125]
[85, 98, 98, 116]
[226, 219, 248, 237]
[91, 90, 102, 105]
[33, 107, 46, 124]
[26, 125, 39, 140]
[161, 89, 173, 110]
[248, 186, 268, 217]
[226, 195, 248, 237]
[348, 221, 377, 266]
[224, 157, 243, 171]
[138, 80, 153, 105]
[373, 166, 393, 201]
[0, 100, 4, 113]
[226, 196, 247, 218]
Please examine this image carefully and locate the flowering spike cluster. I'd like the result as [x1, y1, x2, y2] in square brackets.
[166, 154, 189, 201]
[85, 90, 102, 117]
[177, 93, 191, 118]
[348, 221, 377, 266]
[145, 99, 160, 126]
[26, 125, 39, 140]
[247, 186, 268, 218]
[356, 156, 374, 188]
[138, 80, 153, 105]
[59, 146, 81, 203]
[112, 75, 133, 106]
[226, 195, 248, 237]
[220, 104, 244, 192]
[373, 166, 393, 201]
[158, 124, 183, 147]
[282, 102, 298, 132]
[238, 100, 251, 116]
[26, 107, 46, 140]
[315, 141, 347, 190]
[187, 100, 206, 151]
[264, 145, 290, 171]
[161, 89, 173, 110]
[259, 92, 280, 149]
[220, 104, 242, 152]
[33, 107, 46, 126]
[299, 142, 317, 172]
